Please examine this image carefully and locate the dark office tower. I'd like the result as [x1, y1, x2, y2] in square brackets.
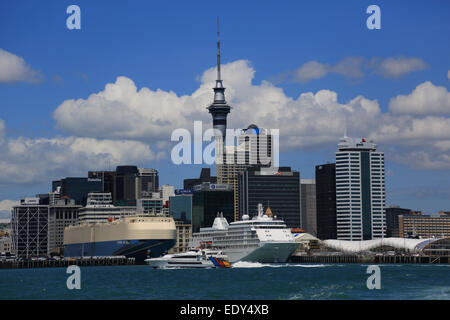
[315, 163, 337, 240]
[386, 206, 411, 237]
[183, 168, 217, 190]
[192, 183, 234, 233]
[114, 166, 138, 206]
[136, 168, 159, 199]
[52, 177, 102, 206]
[239, 167, 301, 229]
[207, 19, 231, 140]
[88, 171, 116, 200]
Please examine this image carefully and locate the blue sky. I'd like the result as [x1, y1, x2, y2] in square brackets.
[0, 0, 449, 214]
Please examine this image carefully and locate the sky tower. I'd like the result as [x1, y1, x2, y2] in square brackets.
[207, 18, 231, 140]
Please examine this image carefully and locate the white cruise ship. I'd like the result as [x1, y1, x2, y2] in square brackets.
[190, 204, 299, 263]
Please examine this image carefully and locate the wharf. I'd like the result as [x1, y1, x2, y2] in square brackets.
[0, 256, 135, 269]
[289, 253, 449, 264]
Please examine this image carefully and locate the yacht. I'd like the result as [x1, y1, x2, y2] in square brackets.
[145, 248, 231, 269]
[190, 203, 299, 263]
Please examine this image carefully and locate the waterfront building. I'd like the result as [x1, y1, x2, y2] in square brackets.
[52, 177, 102, 206]
[315, 163, 337, 240]
[0, 237, 12, 255]
[48, 198, 81, 255]
[238, 166, 301, 229]
[192, 183, 233, 233]
[11, 198, 49, 258]
[335, 136, 386, 240]
[78, 192, 136, 223]
[399, 212, 450, 238]
[168, 221, 192, 254]
[386, 206, 412, 237]
[183, 168, 217, 190]
[300, 179, 317, 237]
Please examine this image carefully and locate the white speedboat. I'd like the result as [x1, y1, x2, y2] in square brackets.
[145, 248, 230, 269]
[190, 203, 299, 263]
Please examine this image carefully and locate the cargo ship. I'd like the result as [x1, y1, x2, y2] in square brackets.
[64, 215, 176, 264]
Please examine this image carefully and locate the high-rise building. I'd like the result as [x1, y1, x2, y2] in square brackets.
[386, 206, 411, 237]
[170, 194, 193, 224]
[114, 166, 139, 206]
[169, 194, 193, 253]
[48, 198, 81, 255]
[315, 163, 337, 240]
[192, 183, 234, 233]
[136, 168, 159, 199]
[52, 177, 102, 206]
[183, 168, 217, 190]
[217, 125, 275, 221]
[239, 167, 301, 229]
[11, 198, 49, 258]
[335, 136, 386, 240]
[300, 179, 317, 236]
[88, 171, 116, 201]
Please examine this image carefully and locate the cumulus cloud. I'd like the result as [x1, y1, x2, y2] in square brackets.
[53, 60, 383, 150]
[0, 59, 448, 189]
[0, 48, 42, 84]
[389, 81, 450, 115]
[0, 128, 164, 185]
[51, 60, 450, 171]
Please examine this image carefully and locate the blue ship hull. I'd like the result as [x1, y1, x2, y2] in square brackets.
[64, 239, 176, 264]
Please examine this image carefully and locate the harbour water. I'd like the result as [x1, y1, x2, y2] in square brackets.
[1, 263, 449, 300]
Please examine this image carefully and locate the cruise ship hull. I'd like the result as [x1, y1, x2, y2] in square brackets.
[225, 242, 299, 263]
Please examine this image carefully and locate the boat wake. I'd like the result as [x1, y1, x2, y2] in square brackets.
[231, 261, 330, 268]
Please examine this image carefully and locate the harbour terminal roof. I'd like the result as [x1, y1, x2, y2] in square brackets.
[322, 237, 441, 254]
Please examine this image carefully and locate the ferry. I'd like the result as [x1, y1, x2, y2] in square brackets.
[145, 248, 231, 269]
[190, 203, 299, 263]
[64, 215, 176, 264]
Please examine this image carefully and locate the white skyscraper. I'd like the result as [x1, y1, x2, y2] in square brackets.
[335, 136, 386, 240]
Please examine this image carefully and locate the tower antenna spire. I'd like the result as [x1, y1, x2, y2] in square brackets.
[217, 17, 221, 81]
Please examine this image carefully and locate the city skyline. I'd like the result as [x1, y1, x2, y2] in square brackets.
[0, 1, 449, 216]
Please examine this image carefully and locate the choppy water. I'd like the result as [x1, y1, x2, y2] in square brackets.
[1, 263, 449, 300]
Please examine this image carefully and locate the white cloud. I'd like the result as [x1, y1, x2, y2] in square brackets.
[369, 57, 427, 78]
[53, 60, 382, 151]
[0, 48, 42, 84]
[0, 199, 19, 211]
[0, 59, 448, 188]
[0, 199, 19, 219]
[295, 61, 330, 83]
[389, 81, 450, 115]
[0, 132, 163, 185]
[284, 56, 426, 83]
